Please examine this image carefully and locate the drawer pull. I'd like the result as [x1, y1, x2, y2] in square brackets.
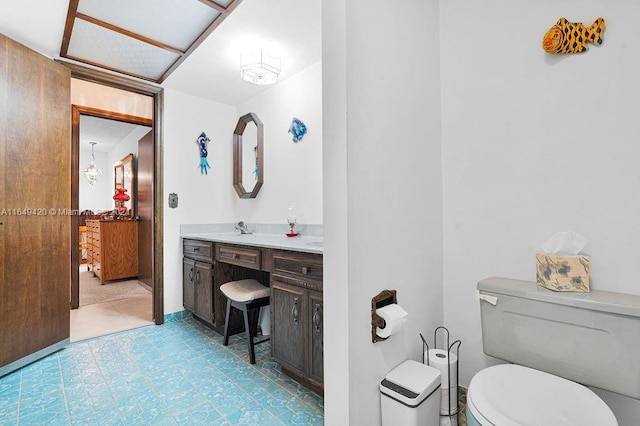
[292, 297, 300, 325]
[313, 303, 322, 333]
[193, 247, 200, 252]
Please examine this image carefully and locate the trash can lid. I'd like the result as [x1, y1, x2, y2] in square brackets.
[380, 360, 441, 407]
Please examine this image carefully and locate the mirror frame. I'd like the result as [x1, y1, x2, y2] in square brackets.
[233, 112, 263, 198]
[114, 164, 124, 189]
[117, 153, 135, 215]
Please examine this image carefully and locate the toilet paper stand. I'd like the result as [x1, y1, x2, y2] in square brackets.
[420, 327, 461, 425]
[371, 289, 397, 343]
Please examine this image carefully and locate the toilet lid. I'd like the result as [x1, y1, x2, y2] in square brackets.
[467, 364, 617, 426]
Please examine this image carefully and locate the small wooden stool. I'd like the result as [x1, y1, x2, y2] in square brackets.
[220, 279, 270, 364]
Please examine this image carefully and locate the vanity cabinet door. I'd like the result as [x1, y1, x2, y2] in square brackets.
[271, 279, 305, 376]
[183, 258, 196, 313]
[182, 257, 214, 324]
[194, 261, 214, 323]
[308, 291, 324, 389]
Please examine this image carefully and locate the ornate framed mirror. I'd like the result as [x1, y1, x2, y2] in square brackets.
[233, 112, 263, 199]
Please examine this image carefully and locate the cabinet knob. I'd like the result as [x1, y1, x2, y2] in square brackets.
[302, 267, 309, 275]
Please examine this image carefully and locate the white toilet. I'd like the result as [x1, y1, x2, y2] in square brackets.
[469, 276, 640, 426]
[467, 364, 616, 425]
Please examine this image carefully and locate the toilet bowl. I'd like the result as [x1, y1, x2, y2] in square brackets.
[466, 364, 617, 426]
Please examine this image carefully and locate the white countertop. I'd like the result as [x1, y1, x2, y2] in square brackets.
[180, 232, 323, 254]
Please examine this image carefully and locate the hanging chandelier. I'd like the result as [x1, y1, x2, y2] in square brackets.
[83, 141, 102, 185]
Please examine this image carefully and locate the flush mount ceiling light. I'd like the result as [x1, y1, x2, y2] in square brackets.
[83, 141, 102, 185]
[240, 51, 281, 85]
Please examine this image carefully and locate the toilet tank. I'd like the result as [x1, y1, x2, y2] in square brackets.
[477, 276, 640, 399]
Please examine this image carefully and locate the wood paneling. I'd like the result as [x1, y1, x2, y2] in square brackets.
[0, 33, 71, 369]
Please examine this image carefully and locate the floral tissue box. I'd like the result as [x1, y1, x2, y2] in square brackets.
[535, 253, 590, 292]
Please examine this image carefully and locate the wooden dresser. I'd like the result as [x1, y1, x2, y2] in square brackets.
[86, 220, 138, 284]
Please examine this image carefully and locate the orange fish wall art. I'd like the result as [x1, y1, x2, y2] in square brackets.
[542, 17, 605, 54]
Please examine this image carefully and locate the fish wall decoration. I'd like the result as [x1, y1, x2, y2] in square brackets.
[196, 132, 211, 175]
[288, 117, 307, 143]
[542, 17, 605, 54]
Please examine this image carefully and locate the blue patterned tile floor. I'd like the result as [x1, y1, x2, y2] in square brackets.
[0, 315, 323, 425]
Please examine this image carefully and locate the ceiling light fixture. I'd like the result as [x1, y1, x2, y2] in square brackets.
[240, 51, 281, 85]
[83, 141, 102, 185]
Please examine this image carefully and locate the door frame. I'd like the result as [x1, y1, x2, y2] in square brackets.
[62, 61, 165, 325]
[71, 105, 152, 307]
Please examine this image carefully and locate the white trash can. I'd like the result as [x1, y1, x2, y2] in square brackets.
[259, 306, 270, 336]
[380, 360, 442, 426]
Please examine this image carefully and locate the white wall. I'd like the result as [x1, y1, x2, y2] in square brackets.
[107, 126, 151, 214]
[234, 62, 323, 226]
[78, 149, 111, 213]
[441, 1, 640, 423]
[322, 1, 443, 424]
[107, 126, 150, 172]
[162, 88, 238, 314]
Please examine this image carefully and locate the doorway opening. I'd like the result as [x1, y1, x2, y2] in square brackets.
[71, 107, 153, 340]
[62, 61, 165, 341]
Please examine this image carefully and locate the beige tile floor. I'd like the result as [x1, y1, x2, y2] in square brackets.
[70, 284, 153, 342]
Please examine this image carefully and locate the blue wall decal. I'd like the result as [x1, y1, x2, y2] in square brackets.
[196, 132, 211, 175]
[288, 117, 307, 143]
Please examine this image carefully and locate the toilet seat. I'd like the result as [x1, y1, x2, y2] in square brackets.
[467, 364, 617, 426]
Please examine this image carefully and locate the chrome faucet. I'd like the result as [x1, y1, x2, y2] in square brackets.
[235, 221, 252, 234]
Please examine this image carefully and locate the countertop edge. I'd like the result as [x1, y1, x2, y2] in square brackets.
[181, 232, 323, 255]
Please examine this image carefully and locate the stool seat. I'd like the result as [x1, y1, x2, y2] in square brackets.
[220, 279, 269, 302]
[221, 279, 270, 364]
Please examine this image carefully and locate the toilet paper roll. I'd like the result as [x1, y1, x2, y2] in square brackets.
[426, 349, 459, 415]
[375, 304, 408, 338]
[425, 349, 458, 386]
[439, 414, 458, 426]
[439, 386, 458, 415]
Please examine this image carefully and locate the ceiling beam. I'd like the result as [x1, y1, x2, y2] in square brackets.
[76, 13, 185, 56]
[198, 0, 227, 13]
[60, 0, 80, 56]
[159, 0, 244, 82]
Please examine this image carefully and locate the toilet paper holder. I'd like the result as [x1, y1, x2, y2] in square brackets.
[371, 289, 397, 343]
[420, 327, 462, 424]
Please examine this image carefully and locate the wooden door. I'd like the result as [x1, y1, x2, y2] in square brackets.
[271, 280, 305, 375]
[0, 33, 71, 374]
[137, 131, 154, 289]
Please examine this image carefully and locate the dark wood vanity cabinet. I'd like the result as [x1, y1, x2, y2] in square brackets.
[183, 239, 215, 324]
[182, 238, 323, 392]
[270, 250, 324, 393]
[271, 279, 306, 375]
